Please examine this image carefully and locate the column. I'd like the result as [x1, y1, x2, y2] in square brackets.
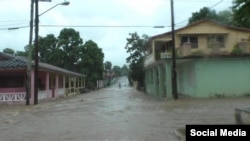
[80, 77, 83, 88]
[55, 74, 59, 98]
[158, 66, 164, 97]
[166, 61, 173, 98]
[78, 77, 81, 92]
[149, 69, 153, 95]
[83, 77, 85, 88]
[63, 75, 66, 96]
[146, 70, 150, 94]
[68, 76, 71, 96]
[46, 72, 50, 98]
[153, 68, 157, 96]
[145, 70, 148, 94]
[74, 77, 76, 94]
[78, 77, 80, 87]
[63, 75, 65, 89]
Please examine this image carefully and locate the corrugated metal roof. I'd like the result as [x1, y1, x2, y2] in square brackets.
[0, 53, 27, 68]
[0, 52, 86, 77]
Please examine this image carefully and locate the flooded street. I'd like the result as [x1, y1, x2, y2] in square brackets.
[1, 77, 250, 141]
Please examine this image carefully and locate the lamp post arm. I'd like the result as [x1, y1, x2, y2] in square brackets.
[39, 3, 60, 17]
[38, 1, 69, 17]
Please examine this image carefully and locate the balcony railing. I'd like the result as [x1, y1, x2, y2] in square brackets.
[38, 90, 52, 100]
[58, 88, 65, 97]
[144, 53, 155, 67]
[0, 92, 26, 102]
[160, 52, 172, 59]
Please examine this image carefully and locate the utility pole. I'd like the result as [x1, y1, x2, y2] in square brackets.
[34, 0, 39, 104]
[170, 0, 178, 100]
[26, 0, 34, 105]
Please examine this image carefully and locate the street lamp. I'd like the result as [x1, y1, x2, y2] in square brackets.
[39, 1, 70, 17]
[32, 0, 70, 105]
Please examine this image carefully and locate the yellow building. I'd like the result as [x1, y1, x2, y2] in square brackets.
[144, 19, 250, 98]
[145, 19, 250, 68]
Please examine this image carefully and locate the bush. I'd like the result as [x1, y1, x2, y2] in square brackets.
[87, 81, 96, 90]
[231, 45, 242, 55]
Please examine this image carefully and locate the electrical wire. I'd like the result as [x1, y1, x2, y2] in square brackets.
[0, 25, 170, 30]
[0, 0, 228, 31]
[39, 25, 169, 28]
[175, 0, 225, 26]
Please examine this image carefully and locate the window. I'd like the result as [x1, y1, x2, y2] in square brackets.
[181, 36, 198, 48]
[161, 41, 172, 52]
[207, 35, 225, 48]
[0, 75, 24, 88]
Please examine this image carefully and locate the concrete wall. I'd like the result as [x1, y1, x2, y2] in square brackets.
[177, 62, 197, 97]
[177, 58, 250, 98]
[146, 57, 250, 98]
[195, 58, 250, 97]
[145, 64, 168, 98]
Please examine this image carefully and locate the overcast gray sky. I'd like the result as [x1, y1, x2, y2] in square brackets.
[0, 0, 233, 66]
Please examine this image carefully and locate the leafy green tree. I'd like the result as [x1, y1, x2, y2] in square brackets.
[232, 0, 250, 28]
[15, 51, 27, 57]
[2, 48, 28, 57]
[32, 28, 104, 90]
[217, 9, 233, 25]
[188, 7, 217, 24]
[112, 65, 121, 76]
[188, 7, 233, 25]
[3, 48, 15, 54]
[104, 61, 112, 70]
[57, 28, 83, 71]
[38, 34, 63, 67]
[103, 61, 112, 86]
[77, 40, 104, 89]
[121, 64, 129, 76]
[125, 32, 148, 87]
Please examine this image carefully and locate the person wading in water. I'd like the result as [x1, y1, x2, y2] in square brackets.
[119, 82, 121, 89]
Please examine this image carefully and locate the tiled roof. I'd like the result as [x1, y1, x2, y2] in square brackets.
[148, 19, 250, 41]
[0, 52, 86, 77]
[0, 53, 27, 68]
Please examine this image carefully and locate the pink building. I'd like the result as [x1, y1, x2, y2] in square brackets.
[0, 53, 86, 104]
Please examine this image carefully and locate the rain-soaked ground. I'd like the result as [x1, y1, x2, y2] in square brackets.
[1, 77, 250, 141]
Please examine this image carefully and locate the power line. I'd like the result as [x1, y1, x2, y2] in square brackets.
[0, 26, 29, 30]
[0, 22, 28, 28]
[175, 0, 225, 26]
[40, 24, 169, 28]
[209, 0, 223, 9]
[0, 25, 170, 30]
[3, 22, 232, 31]
[0, 19, 29, 23]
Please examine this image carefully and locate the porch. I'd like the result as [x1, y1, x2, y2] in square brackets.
[0, 70, 85, 104]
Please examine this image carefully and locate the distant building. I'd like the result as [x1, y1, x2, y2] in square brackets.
[103, 69, 115, 86]
[144, 19, 250, 98]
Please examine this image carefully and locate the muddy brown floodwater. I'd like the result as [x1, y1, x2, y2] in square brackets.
[1, 77, 250, 141]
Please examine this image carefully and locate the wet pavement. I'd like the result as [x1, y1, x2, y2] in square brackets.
[1, 77, 250, 141]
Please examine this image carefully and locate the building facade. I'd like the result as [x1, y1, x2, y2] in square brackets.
[144, 19, 250, 98]
[0, 53, 86, 104]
